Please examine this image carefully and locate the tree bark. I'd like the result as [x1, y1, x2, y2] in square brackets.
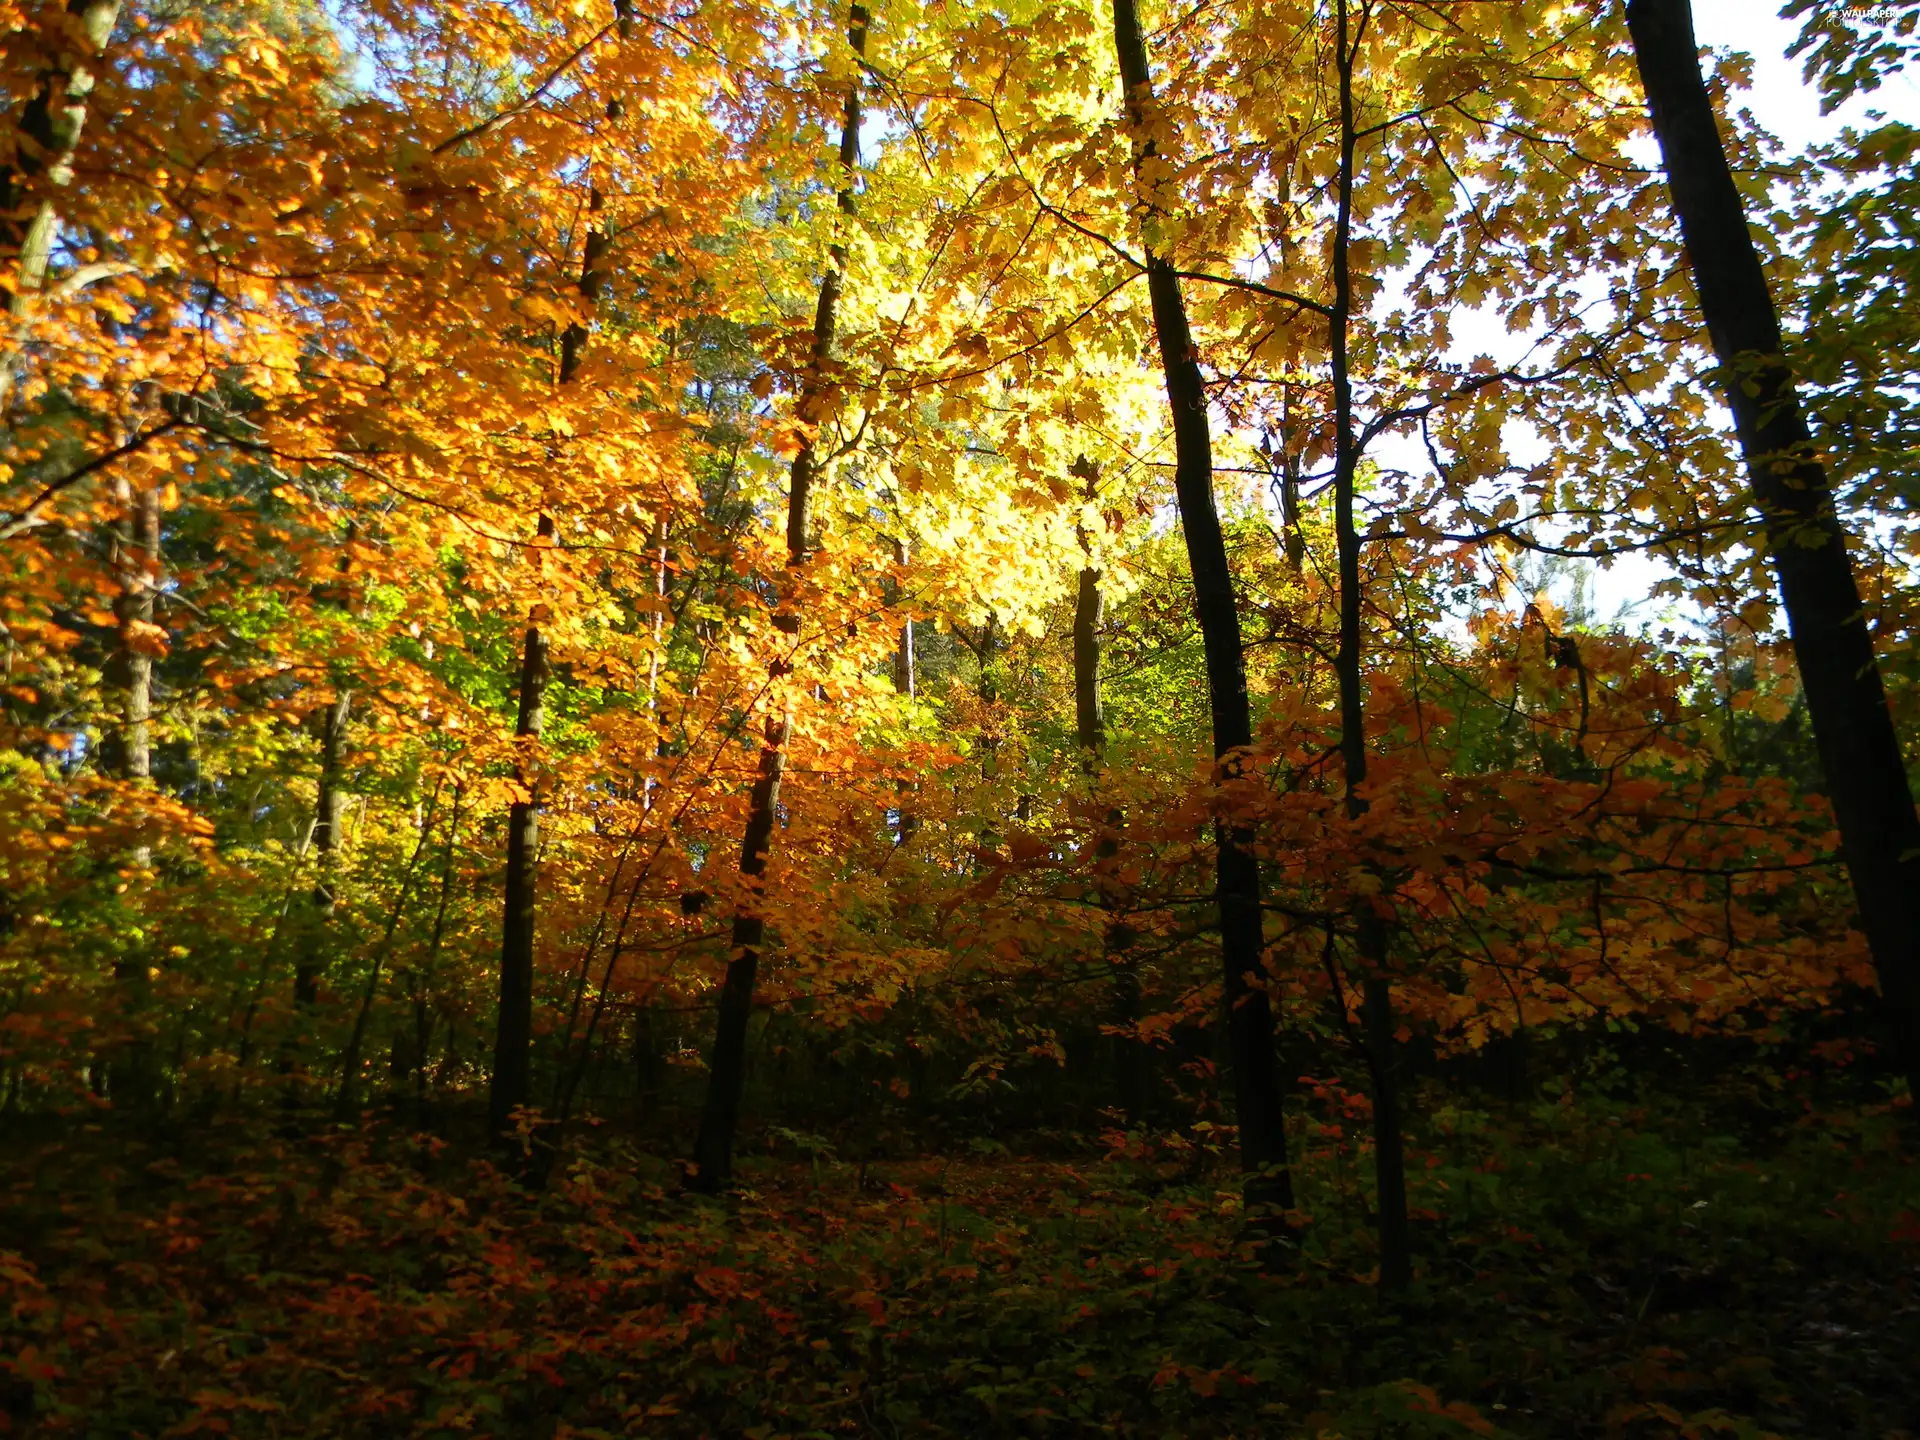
[281, 684, 351, 1118]
[489, 177, 610, 1144]
[292, 690, 351, 1013]
[1072, 565, 1104, 759]
[558, 186, 610, 388]
[402, 782, 463, 1114]
[890, 535, 918, 840]
[893, 605, 915, 700]
[690, 2, 867, 1192]
[1072, 461, 1146, 1120]
[1326, 0, 1410, 1293]
[1110, 0, 1294, 1222]
[0, 0, 122, 410]
[105, 478, 158, 801]
[1627, 0, 1920, 1084]
[105, 475, 158, 1107]
[489, 513, 554, 1142]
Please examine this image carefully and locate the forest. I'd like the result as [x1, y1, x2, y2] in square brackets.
[0, 0, 1917, 1433]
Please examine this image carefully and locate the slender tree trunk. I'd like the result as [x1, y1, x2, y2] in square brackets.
[409, 783, 464, 1113]
[0, 0, 121, 411]
[489, 182, 609, 1143]
[970, 611, 1008, 860]
[280, 687, 351, 1117]
[106, 478, 158, 802]
[1326, 0, 1410, 1293]
[975, 608, 1001, 778]
[1627, 0, 1920, 1084]
[1072, 570, 1104, 760]
[235, 836, 312, 1081]
[1110, 0, 1294, 1223]
[890, 536, 919, 840]
[558, 186, 610, 387]
[289, 525, 358, 1047]
[640, 518, 670, 817]
[1275, 391, 1305, 572]
[1072, 462, 1146, 1120]
[892, 540, 916, 702]
[336, 778, 442, 1120]
[645, 518, 669, 703]
[490, 514, 554, 1142]
[691, 2, 867, 1192]
[105, 476, 158, 1107]
[292, 691, 351, 1013]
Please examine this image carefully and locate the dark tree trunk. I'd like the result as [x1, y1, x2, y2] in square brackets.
[1360, 964, 1409, 1286]
[558, 186, 610, 388]
[406, 783, 464, 1114]
[1073, 565, 1104, 758]
[691, 3, 868, 1192]
[1327, 0, 1410, 1293]
[282, 685, 352, 1118]
[489, 513, 554, 1142]
[1627, 0, 1920, 1082]
[489, 177, 611, 1144]
[691, 710, 790, 1187]
[288, 525, 359, 1055]
[1110, 0, 1294, 1221]
[890, 536, 918, 839]
[1072, 462, 1146, 1120]
[972, 611, 1006, 858]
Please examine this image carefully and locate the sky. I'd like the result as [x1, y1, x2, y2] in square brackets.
[1495, 1, 1916, 630]
[1694, 0, 1920, 140]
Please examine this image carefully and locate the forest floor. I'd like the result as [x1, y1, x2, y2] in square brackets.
[1, 1080, 1916, 1439]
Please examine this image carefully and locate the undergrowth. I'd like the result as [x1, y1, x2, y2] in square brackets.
[1, 1083, 1914, 1439]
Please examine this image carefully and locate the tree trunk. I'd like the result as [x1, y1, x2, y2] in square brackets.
[1072, 462, 1146, 1121]
[489, 513, 554, 1142]
[289, 524, 358, 1047]
[0, 0, 122, 410]
[890, 535, 918, 839]
[690, 2, 868, 1192]
[1627, 0, 1920, 1084]
[558, 186, 610, 388]
[406, 783, 464, 1114]
[893, 570, 916, 702]
[1326, 0, 1410, 1293]
[105, 476, 158, 1107]
[488, 179, 610, 1144]
[1110, 0, 1294, 1223]
[282, 686, 351, 1118]
[106, 478, 158, 802]
[1072, 566, 1104, 759]
[336, 780, 442, 1119]
[292, 690, 351, 1013]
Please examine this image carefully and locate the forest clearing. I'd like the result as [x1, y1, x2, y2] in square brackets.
[1, 0, 1918, 1434]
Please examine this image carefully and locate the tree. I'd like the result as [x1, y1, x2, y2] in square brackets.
[1627, 0, 1920, 1085]
[691, 1, 871, 1192]
[0, 0, 122, 409]
[1109, 0, 1295, 1226]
